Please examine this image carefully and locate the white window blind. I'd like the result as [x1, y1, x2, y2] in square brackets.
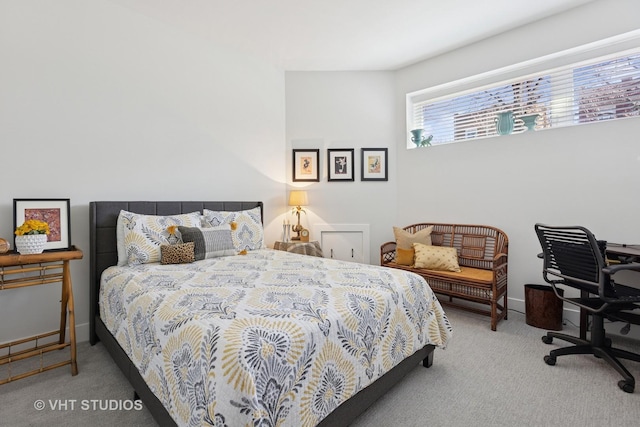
[408, 47, 640, 147]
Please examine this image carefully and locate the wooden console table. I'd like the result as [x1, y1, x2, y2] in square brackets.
[0, 247, 83, 384]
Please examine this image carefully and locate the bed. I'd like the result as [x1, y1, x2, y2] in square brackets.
[89, 201, 452, 426]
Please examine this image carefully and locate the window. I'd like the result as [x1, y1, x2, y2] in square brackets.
[407, 34, 640, 148]
[574, 56, 640, 124]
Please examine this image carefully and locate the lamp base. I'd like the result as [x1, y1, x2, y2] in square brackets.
[292, 216, 303, 241]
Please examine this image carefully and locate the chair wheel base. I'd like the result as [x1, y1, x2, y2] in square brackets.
[619, 380, 634, 393]
[544, 355, 556, 365]
[542, 335, 553, 344]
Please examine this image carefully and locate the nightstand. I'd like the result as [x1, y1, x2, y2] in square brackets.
[273, 241, 324, 258]
[0, 247, 83, 385]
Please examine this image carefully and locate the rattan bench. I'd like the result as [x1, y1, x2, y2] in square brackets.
[381, 223, 509, 331]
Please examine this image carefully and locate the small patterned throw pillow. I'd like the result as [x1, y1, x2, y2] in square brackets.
[178, 225, 236, 260]
[393, 226, 433, 250]
[413, 243, 461, 272]
[160, 242, 195, 265]
[202, 207, 264, 251]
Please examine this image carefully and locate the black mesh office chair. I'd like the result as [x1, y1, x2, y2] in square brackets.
[534, 224, 640, 393]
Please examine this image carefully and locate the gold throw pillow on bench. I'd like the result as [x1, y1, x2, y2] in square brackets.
[413, 243, 461, 272]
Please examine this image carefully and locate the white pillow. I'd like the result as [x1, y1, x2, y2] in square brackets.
[118, 210, 202, 266]
[202, 207, 264, 251]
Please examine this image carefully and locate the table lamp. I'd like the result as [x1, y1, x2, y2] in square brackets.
[288, 190, 308, 241]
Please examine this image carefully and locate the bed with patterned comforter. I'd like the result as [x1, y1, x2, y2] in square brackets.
[99, 248, 452, 427]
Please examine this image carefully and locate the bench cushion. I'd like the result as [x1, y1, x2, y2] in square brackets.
[421, 266, 494, 284]
[386, 263, 494, 285]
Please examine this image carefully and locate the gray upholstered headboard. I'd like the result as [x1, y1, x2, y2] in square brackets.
[89, 200, 263, 344]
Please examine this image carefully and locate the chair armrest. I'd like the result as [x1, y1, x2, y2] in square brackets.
[602, 262, 640, 275]
[492, 252, 508, 269]
[494, 252, 508, 262]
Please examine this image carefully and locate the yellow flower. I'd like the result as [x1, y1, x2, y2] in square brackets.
[230, 221, 237, 231]
[167, 225, 178, 235]
[15, 219, 50, 236]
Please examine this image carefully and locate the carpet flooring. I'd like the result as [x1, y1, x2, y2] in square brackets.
[1, 309, 639, 426]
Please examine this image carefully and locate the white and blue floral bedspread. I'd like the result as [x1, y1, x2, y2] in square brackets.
[99, 249, 452, 427]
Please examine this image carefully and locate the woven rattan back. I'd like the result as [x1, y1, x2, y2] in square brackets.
[402, 223, 508, 269]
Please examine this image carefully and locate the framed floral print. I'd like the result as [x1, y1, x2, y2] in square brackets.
[13, 198, 71, 251]
[327, 149, 354, 182]
[361, 148, 388, 181]
[293, 149, 320, 182]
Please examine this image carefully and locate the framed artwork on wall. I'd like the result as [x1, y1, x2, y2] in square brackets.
[361, 148, 388, 181]
[13, 198, 71, 251]
[293, 149, 320, 182]
[327, 149, 354, 182]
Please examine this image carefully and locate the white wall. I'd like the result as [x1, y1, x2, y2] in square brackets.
[0, 0, 286, 343]
[2, 0, 639, 346]
[285, 0, 640, 332]
[285, 71, 397, 260]
[394, 0, 640, 317]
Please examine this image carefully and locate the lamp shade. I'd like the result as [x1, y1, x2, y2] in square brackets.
[288, 190, 308, 207]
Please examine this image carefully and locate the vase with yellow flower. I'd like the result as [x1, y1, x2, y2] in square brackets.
[14, 219, 50, 254]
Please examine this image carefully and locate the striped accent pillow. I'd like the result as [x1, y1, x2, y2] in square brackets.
[178, 225, 236, 260]
[202, 207, 264, 251]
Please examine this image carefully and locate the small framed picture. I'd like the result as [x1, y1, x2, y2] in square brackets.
[293, 149, 320, 182]
[13, 198, 71, 251]
[361, 148, 388, 181]
[327, 149, 354, 182]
